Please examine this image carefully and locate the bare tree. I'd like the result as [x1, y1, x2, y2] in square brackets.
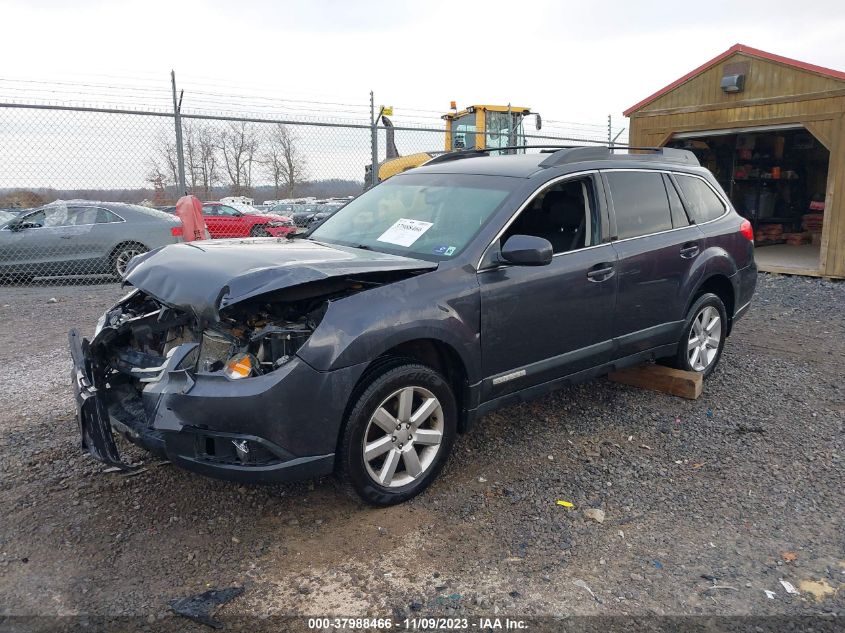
[218, 121, 258, 196]
[183, 122, 200, 195]
[261, 123, 307, 198]
[196, 124, 219, 200]
[145, 164, 170, 205]
[181, 121, 219, 200]
[150, 134, 179, 189]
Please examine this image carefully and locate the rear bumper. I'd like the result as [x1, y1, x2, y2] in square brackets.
[69, 328, 365, 484]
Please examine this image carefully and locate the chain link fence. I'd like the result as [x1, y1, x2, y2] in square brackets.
[0, 98, 625, 285]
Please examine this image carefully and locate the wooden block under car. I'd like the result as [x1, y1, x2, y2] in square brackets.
[608, 364, 703, 400]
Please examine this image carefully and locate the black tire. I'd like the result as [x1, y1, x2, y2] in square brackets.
[111, 243, 148, 278]
[250, 225, 271, 237]
[337, 361, 457, 506]
[664, 292, 727, 378]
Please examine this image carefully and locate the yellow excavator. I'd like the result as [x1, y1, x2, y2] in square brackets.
[364, 104, 542, 188]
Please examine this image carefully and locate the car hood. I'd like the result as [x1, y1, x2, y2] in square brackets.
[122, 238, 437, 323]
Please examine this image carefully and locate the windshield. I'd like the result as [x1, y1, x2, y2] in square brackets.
[309, 173, 516, 260]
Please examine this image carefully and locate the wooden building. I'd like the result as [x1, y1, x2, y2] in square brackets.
[625, 44, 845, 278]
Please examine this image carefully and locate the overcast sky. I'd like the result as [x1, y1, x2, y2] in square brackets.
[2, 0, 845, 191]
[2, 0, 844, 126]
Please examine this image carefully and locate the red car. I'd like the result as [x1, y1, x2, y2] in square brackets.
[201, 202, 295, 239]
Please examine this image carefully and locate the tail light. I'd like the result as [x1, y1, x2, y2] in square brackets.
[739, 219, 753, 242]
[171, 226, 183, 237]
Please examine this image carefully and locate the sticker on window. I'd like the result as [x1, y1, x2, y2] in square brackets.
[376, 218, 433, 247]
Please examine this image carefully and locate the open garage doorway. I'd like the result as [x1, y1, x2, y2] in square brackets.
[668, 125, 830, 275]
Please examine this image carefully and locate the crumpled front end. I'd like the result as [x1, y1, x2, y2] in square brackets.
[68, 282, 370, 483]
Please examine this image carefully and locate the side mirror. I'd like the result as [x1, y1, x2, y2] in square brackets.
[499, 234, 553, 266]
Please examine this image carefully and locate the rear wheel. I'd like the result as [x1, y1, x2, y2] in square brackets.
[666, 292, 727, 378]
[337, 362, 457, 506]
[111, 243, 147, 278]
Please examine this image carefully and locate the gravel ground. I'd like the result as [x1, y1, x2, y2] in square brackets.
[0, 274, 843, 627]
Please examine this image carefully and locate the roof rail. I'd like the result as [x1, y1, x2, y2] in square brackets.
[538, 146, 699, 167]
[422, 145, 598, 167]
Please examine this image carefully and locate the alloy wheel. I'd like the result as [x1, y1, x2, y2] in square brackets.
[115, 247, 144, 276]
[362, 386, 444, 488]
[687, 305, 722, 371]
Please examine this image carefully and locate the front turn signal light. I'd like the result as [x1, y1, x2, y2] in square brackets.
[224, 353, 256, 380]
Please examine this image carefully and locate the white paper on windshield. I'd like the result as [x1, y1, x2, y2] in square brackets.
[376, 218, 433, 247]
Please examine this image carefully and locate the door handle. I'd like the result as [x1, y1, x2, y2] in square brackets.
[587, 263, 615, 282]
[60, 235, 73, 239]
[680, 242, 700, 258]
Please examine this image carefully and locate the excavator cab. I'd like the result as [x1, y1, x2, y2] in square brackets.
[364, 103, 541, 188]
[444, 104, 539, 153]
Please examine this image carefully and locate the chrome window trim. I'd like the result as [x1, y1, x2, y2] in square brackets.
[476, 167, 733, 271]
[0, 205, 126, 230]
[476, 169, 600, 272]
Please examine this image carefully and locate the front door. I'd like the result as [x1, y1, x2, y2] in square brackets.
[478, 174, 617, 401]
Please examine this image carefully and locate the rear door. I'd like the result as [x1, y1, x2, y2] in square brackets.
[603, 170, 704, 358]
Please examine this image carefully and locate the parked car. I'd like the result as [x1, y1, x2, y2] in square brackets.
[201, 202, 295, 239]
[70, 147, 756, 505]
[280, 203, 319, 228]
[1, 200, 182, 281]
[309, 202, 347, 228]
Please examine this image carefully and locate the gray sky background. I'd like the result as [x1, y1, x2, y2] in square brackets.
[1, 0, 844, 191]
[2, 0, 843, 121]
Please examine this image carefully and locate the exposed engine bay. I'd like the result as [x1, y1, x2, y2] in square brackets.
[94, 275, 389, 382]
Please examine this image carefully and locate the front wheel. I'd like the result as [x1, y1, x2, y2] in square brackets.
[667, 293, 727, 378]
[250, 225, 271, 237]
[337, 362, 457, 506]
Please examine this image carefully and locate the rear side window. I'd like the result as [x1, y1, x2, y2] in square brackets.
[663, 175, 691, 228]
[95, 208, 121, 223]
[675, 175, 726, 223]
[606, 171, 672, 239]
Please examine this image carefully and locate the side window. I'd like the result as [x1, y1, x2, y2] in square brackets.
[675, 175, 726, 223]
[664, 175, 691, 228]
[19, 209, 46, 227]
[96, 208, 121, 223]
[501, 177, 597, 255]
[42, 206, 74, 227]
[219, 205, 239, 216]
[606, 171, 672, 239]
[202, 205, 217, 216]
[67, 207, 100, 225]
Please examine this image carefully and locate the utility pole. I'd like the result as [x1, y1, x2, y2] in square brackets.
[171, 70, 187, 196]
[370, 91, 378, 189]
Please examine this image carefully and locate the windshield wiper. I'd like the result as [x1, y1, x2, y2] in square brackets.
[349, 243, 372, 251]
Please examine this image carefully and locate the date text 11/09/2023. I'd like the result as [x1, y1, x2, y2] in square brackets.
[307, 617, 529, 630]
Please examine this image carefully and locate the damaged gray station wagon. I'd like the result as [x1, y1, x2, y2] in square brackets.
[70, 147, 756, 505]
